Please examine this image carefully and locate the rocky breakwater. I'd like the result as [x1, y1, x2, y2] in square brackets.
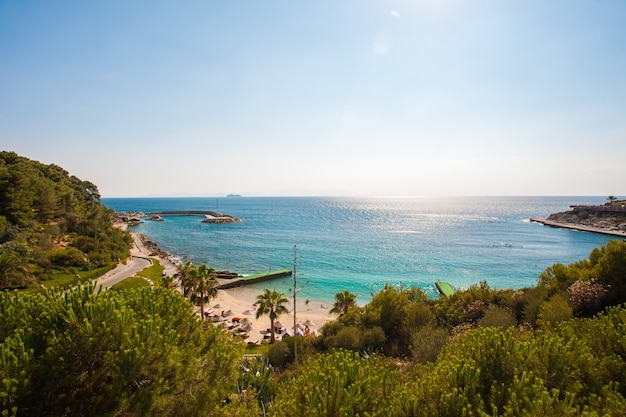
[531, 201, 626, 237]
[201, 213, 240, 223]
[143, 210, 241, 224]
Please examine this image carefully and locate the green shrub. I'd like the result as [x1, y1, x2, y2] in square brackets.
[478, 305, 517, 329]
[271, 350, 404, 416]
[410, 324, 449, 363]
[267, 341, 291, 369]
[325, 326, 363, 351]
[48, 247, 85, 267]
[0, 285, 240, 416]
[537, 294, 573, 329]
[362, 326, 386, 351]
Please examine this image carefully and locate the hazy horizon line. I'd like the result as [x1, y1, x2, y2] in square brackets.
[101, 194, 616, 199]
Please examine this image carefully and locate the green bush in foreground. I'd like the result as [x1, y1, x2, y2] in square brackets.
[402, 306, 626, 416]
[0, 285, 240, 416]
[266, 305, 626, 416]
[271, 350, 404, 416]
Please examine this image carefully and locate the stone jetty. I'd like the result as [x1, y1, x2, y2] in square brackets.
[145, 210, 241, 223]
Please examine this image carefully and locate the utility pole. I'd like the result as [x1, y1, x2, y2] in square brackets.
[293, 244, 298, 376]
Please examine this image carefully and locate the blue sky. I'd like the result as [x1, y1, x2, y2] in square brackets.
[1, 1, 625, 197]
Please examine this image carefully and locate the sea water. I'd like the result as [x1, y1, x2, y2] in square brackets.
[102, 196, 616, 304]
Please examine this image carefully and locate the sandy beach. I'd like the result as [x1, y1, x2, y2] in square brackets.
[124, 227, 337, 342]
[208, 286, 336, 343]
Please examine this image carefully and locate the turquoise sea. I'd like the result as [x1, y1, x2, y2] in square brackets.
[102, 196, 617, 304]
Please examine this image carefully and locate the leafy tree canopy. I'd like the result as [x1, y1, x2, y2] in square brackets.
[0, 151, 131, 289]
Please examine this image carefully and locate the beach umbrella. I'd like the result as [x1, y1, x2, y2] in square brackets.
[224, 310, 234, 316]
[213, 304, 221, 309]
[241, 323, 253, 332]
[243, 309, 251, 315]
[241, 318, 253, 326]
[303, 319, 315, 327]
[273, 321, 283, 330]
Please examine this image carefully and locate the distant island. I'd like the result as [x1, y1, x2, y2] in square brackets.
[531, 197, 626, 237]
[226, 194, 242, 198]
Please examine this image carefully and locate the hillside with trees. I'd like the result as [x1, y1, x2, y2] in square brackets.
[0, 151, 131, 289]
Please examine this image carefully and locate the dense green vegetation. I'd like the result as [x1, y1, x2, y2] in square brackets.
[3, 153, 626, 415]
[3, 243, 626, 416]
[0, 151, 131, 290]
[0, 285, 240, 416]
[4, 263, 626, 415]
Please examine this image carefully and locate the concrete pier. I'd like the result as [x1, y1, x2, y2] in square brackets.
[217, 269, 293, 289]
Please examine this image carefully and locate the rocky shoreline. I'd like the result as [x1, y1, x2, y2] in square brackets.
[530, 201, 626, 238]
[136, 233, 174, 261]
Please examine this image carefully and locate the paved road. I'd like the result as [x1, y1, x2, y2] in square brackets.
[96, 256, 152, 289]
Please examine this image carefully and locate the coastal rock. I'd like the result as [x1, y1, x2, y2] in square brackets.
[216, 271, 241, 280]
[138, 234, 172, 260]
[201, 214, 240, 223]
[546, 204, 626, 232]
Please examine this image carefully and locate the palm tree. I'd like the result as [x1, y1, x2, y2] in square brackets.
[160, 274, 177, 290]
[178, 262, 218, 320]
[254, 289, 289, 343]
[189, 264, 218, 320]
[0, 251, 29, 289]
[330, 290, 357, 316]
[177, 261, 195, 294]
